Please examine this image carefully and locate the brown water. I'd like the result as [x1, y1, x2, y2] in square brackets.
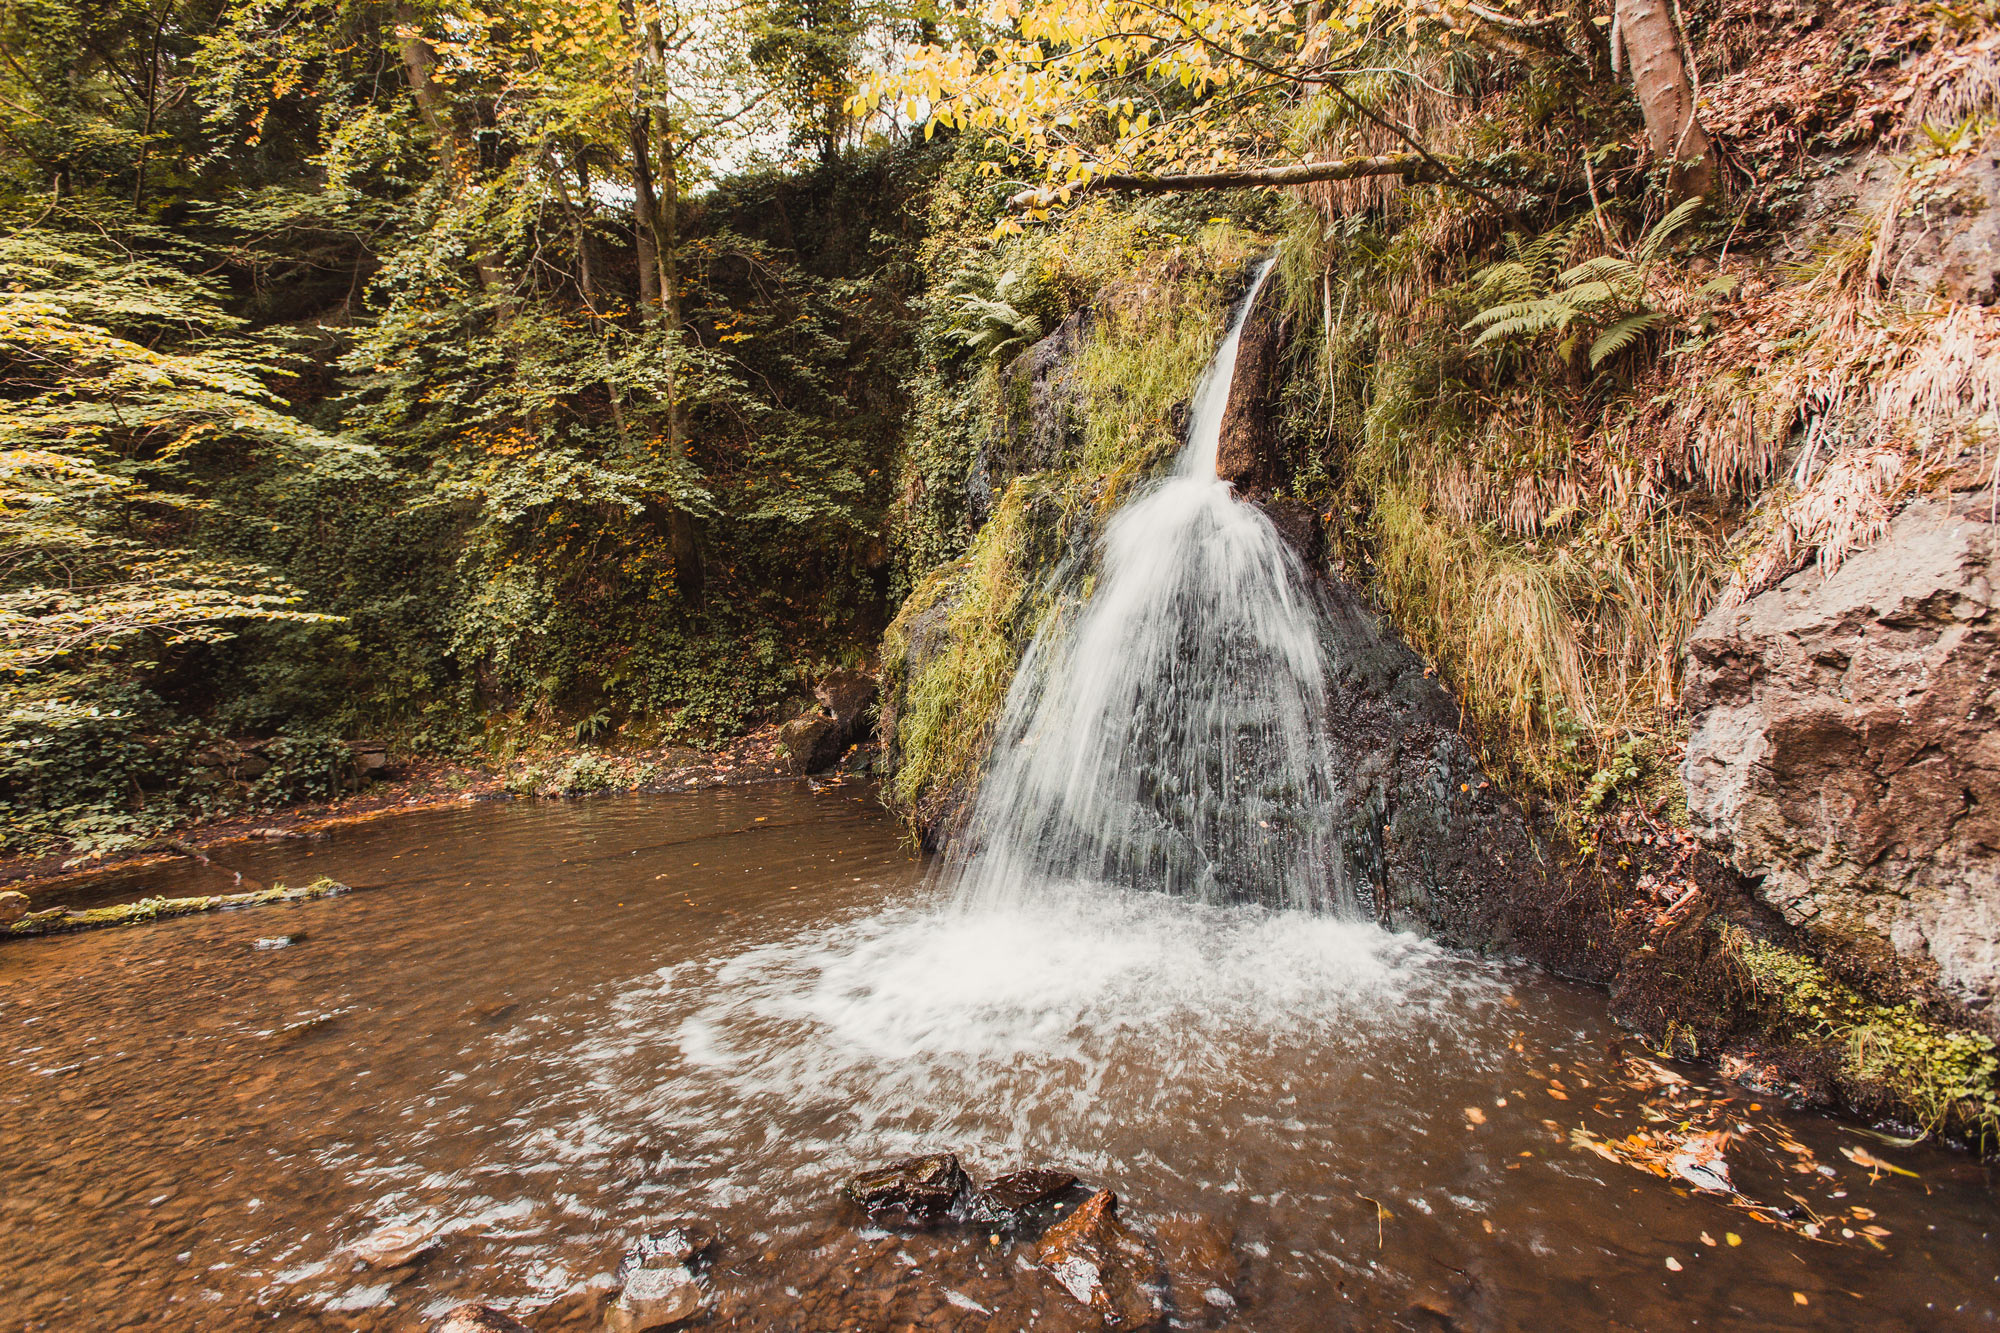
[1, 785, 1994, 1331]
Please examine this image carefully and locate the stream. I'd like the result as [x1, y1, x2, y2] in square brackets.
[1, 785, 1995, 1330]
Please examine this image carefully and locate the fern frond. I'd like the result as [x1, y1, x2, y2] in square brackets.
[1463, 298, 1566, 331]
[1588, 311, 1668, 368]
[1637, 198, 1705, 266]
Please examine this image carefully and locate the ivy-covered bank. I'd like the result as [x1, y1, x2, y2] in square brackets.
[869, 0, 2000, 1146]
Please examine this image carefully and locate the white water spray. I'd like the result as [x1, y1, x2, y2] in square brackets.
[946, 259, 1353, 913]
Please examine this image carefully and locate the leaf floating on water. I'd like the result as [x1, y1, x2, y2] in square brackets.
[1839, 1147, 1918, 1179]
[1725, 1233, 1742, 1247]
[1699, 1232, 1716, 1247]
[1794, 1292, 1810, 1306]
[1464, 1107, 1487, 1126]
[1665, 1256, 1683, 1271]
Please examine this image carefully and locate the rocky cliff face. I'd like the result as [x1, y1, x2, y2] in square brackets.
[1685, 496, 1999, 1034]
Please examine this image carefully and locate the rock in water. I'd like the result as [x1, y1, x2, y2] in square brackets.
[625, 1218, 717, 1269]
[845, 1152, 971, 1226]
[604, 1264, 704, 1332]
[967, 1168, 1079, 1224]
[350, 1220, 436, 1269]
[0, 890, 27, 928]
[1032, 1189, 1166, 1328]
[432, 1303, 532, 1332]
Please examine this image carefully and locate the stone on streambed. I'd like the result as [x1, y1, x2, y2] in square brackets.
[433, 1305, 534, 1333]
[845, 1152, 972, 1226]
[603, 1264, 704, 1332]
[349, 1220, 437, 1269]
[0, 890, 27, 928]
[604, 1217, 718, 1332]
[1033, 1189, 1167, 1329]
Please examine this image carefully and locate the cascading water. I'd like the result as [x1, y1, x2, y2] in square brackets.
[945, 258, 1353, 913]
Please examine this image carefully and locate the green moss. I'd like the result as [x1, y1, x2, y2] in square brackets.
[1722, 925, 2000, 1146]
[882, 476, 1063, 820]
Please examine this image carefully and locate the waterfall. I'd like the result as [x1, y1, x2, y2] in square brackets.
[945, 259, 1354, 914]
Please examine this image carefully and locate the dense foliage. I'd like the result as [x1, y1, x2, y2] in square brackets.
[0, 0, 941, 855]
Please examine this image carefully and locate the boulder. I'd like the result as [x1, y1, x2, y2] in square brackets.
[0, 890, 28, 929]
[432, 1303, 533, 1333]
[777, 713, 845, 775]
[1031, 1189, 1166, 1329]
[780, 671, 880, 775]
[845, 1152, 971, 1226]
[1684, 499, 1999, 1029]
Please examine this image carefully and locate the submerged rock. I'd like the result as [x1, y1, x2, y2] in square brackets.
[1152, 1212, 1239, 1317]
[433, 1304, 533, 1333]
[625, 1218, 717, 1268]
[1684, 498, 1999, 1031]
[349, 1220, 436, 1269]
[1032, 1189, 1166, 1329]
[604, 1263, 704, 1332]
[845, 1152, 971, 1226]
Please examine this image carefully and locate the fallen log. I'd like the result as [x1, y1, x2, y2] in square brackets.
[4, 877, 355, 939]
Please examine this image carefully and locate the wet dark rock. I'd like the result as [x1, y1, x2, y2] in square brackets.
[967, 1167, 1080, 1223]
[1684, 498, 1999, 1031]
[1152, 1213, 1239, 1318]
[0, 890, 27, 928]
[1032, 1189, 1167, 1329]
[1252, 497, 1326, 568]
[432, 1304, 534, 1333]
[972, 308, 1095, 525]
[1214, 276, 1287, 495]
[845, 1152, 971, 1226]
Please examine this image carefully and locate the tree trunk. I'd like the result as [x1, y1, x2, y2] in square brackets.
[1614, 0, 1714, 197]
[396, 3, 511, 300]
[628, 106, 664, 310]
[655, 132, 705, 607]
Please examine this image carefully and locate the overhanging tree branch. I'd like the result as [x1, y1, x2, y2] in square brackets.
[1006, 152, 1466, 210]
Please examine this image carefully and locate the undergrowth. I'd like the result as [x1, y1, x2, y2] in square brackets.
[1723, 925, 2000, 1148]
